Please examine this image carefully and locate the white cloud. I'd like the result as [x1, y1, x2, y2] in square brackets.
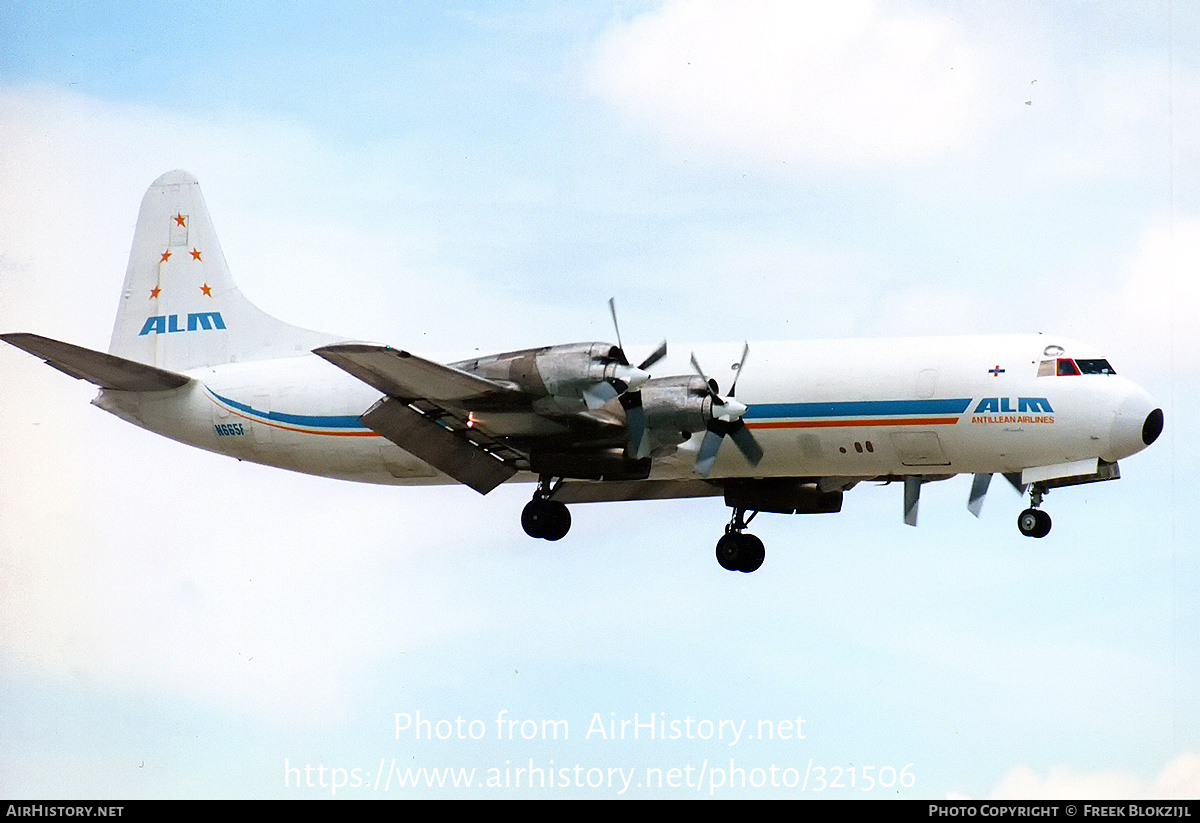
[588, 0, 989, 170]
[1115, 217, 1200, 364]
[1053, 214, 1200, 386]
[984, 752, 1200, 799]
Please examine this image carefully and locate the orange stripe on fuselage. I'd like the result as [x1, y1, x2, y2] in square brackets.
[224, 408, 381, 436]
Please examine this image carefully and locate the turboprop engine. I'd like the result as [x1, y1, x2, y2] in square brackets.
[635, 374, 718, 453]
[455, 341, 652, 411]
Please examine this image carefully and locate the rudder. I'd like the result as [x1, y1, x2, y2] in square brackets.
[109, 170, 338, 371]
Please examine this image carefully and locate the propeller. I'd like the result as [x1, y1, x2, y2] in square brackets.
[609, 298, 667, 374]
[582, 299, 667, 412]
[690, 344, 763, 476]
[600, 299, 667, 457]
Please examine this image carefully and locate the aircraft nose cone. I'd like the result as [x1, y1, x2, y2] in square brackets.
[1108, 387, 1162, 459]
[1142, 407, 1164, 446]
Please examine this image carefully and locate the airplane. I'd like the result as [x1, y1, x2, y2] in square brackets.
[2, 171, 1164, 573]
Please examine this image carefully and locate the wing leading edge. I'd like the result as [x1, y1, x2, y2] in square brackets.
[313, 343, 525, 406]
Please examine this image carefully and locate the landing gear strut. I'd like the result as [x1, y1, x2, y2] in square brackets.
[1017, 483, 1052, 538]
[522, 475, 571, 541]
[715, 507, 765, 573]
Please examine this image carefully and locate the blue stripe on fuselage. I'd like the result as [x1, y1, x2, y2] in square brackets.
[207, 389, 366, 429]
[744, 398, 973, 420]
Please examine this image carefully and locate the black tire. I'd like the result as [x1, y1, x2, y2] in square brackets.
[1032, 509, 1052, 538]
[716, 533, 743, 571]
[542, 501, 571, 541]
[522, 499, 571, 541]
[1018, 508, 1051, 538]
[738, 533, 765, 573]
[716, 532, 765, 572]
[521, 500, 548, 538]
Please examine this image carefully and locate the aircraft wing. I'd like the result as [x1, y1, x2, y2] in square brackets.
[315, 342, 532, 494]
[316, 342, 642, 495]
[313, 343, 525, 407]
[1, 333, 190, 392]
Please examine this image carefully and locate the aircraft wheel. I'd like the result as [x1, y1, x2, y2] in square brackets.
[1017, 508, 1051, 538]
[716, 533, 742, 571]
[521, 500, 544, 538]
[715, 532, 766, 573]
[738, 534, 765, 573]
[541, 501, 571, 541]
[521, 499, 571, 541]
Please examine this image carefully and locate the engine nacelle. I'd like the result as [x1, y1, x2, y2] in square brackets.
[638, 375, 715, 447]
[455, 342, 645, 411]
[533, 342, 630, 399]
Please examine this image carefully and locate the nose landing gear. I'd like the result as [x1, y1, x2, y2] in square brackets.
[1017, 483, 1052, 538]
[715, 507, 765, 572]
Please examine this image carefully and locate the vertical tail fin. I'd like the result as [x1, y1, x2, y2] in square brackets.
[109, 170, 338, 371]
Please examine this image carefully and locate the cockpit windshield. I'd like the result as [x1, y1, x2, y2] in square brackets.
[1075, 359, 1116, 375]
[1038, 357, 1116, 376]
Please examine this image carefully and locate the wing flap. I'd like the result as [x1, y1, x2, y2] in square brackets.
[317, 343, 543, 492]
[361, 397, 518, 494]
[2, 333, 190, 392]
[314, 343, 524, 407]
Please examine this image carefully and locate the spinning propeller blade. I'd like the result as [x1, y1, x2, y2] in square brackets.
[689, 347, 762, 477]
[607, 299, 666, 456]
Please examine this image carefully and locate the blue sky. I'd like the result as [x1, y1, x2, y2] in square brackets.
[1, 0, 1197, 798]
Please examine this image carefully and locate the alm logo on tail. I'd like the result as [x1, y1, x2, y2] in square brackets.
[138, 312, 227, 335]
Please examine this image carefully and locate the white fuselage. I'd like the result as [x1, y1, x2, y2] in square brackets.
[90, 333, 1161, 490]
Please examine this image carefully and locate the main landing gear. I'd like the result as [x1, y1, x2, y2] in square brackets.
[715, 507, 765, 573]
[1017, 483, 1052, 538]
[521, 475, 571, 541]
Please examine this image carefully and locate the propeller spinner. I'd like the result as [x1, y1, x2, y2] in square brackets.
[690, 344, 763, 476]
[581, 299, 666, 411]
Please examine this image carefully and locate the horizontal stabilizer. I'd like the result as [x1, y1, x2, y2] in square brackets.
[3, 333, 190, 392]
[314, 343, 524, 407]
